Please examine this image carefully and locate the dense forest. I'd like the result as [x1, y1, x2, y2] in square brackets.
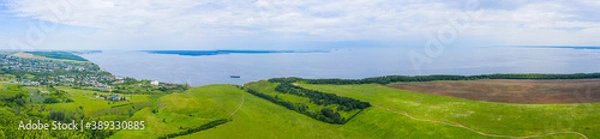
[270, 73, 600, 85]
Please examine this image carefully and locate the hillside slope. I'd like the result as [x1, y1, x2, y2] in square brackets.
[301, 83, 598, 139]
[117, 83, 599, 138]
[175, 84, 491, 138]
[108, 81, 598, 138]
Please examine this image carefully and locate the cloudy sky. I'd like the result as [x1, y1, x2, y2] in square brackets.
[1, 0, 599, 50]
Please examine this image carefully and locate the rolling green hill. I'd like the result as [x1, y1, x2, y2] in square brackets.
[2, 70, 598, 138]
[111, 82, 597, 138]
[1, 78, 596, 138]
[111, 85, 243, 138]
[300, 83, 598, 138]
[112, 84, 483, 138]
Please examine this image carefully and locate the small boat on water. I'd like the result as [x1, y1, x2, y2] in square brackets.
[230, 75, 241, 78]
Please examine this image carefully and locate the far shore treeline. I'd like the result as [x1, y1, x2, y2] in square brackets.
[269, 73, 600, 85]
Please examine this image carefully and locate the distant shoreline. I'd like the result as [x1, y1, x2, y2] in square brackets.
[142, 50, 329, 56]
[513, 45, 600, 50]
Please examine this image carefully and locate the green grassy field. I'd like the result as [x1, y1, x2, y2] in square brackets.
[111, 84, 244, 138]
[108, 82, 598, 138]
[45, 87, 150, 115]
[113, 84, 476, 138]
[300, 83, 599, 138]
[3, 80, 596, 138]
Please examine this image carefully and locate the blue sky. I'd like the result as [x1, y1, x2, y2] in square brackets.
[1, 0, 599, 50]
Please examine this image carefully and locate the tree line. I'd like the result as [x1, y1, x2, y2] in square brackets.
[245, 89, 299, 113]
[274, 83, 371, 111]
[244, 84, 369, 124]
[270, 73, 600, 85]
[158, 119, 230, 139]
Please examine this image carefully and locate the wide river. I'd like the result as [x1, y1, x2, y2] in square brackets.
[80, 47, 600, 86]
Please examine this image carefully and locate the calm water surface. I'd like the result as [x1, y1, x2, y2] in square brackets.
[80, 47, 600, 86]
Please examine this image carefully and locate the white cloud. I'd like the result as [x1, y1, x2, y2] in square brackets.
[5, 1, 461, 38]
[3, 0, 600, 49]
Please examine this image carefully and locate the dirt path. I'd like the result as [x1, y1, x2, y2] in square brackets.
[374, 105, 588, 139]
[228, 91, 245, 119]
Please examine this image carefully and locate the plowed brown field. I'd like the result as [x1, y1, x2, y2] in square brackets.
[389, 79, 600, 104]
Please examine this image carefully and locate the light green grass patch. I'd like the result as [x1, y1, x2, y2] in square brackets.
[109, 83, 598, 138]
[181, 84, 484, 139]
[300, 83, 600, 138]
[46, 87, 149, 115]
[111, 84, 244, 138]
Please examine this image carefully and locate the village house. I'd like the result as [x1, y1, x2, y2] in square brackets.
[151, 80, 160, 86]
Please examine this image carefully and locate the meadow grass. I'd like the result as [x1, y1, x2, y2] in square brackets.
[187, 84, 509, 138]
[111, 82, 598, 138]
[121, 84, 487, 138]
[45, 87, 150, 115]
[111, 84, 244, 138]
[301, 83, 599, 138]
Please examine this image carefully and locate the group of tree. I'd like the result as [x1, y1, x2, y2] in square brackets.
[158, 119, 230, 139]
[270, 73, 600, 85]
[320, 108, 344, 124]
[0, 85, 29, 107]
[246, 89, 298, 111]
[2, 93, 28, 107]
[0, 108, 89, 138]
[0, 85, 111, 138]
[39, 86, 75, 104]
[244, 84, 366, 124]
[274, 83, 371, 111]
